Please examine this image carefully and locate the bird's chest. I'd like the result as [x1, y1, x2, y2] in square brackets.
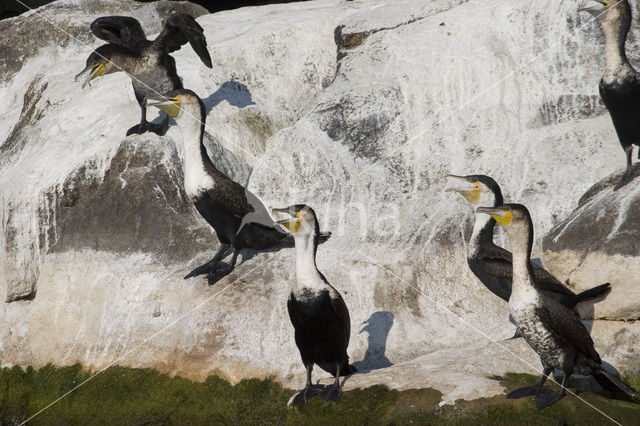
[510, 299, 561, 368]
[184, 167, 214, 199]
[289, 288, 332, 324]
[131, 53, 174, 95]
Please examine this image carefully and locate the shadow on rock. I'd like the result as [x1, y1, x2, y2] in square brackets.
[203, 81, 256, 114]
[353, 311, 395, 373]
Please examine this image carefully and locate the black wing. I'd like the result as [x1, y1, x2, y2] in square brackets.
[203, 173, 254, 219]
[90, 16, 147, 50]
[534, 299, 601, 364]
[326, 280, 351, 347]
[479, 244, 574, 297]
[154, 13, 212, 68]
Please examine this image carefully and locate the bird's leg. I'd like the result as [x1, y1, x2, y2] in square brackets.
[288, 364, 321, 406]
[534, 373, 568, 410]
[206, 250, 239, 285]
[184, 244, 230, 279]
[320, 363, 342, 403]
[126, 97, 150, 136]
[506, 367, 554, 399]
[615, 145, 634, 190]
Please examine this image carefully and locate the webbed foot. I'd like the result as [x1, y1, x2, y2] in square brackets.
[319, 385, 341, 404]
[206, 264, 235, 285]
[126, 122, 148, 136]
[507, 385, 554, 399]
[534, 390, 565, 410]
[288, 385, 323, 406]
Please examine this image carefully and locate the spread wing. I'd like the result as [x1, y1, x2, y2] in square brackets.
[534, 300, 601, 364]
[90, 16, 147, 50]
[154, 13, 212, 68]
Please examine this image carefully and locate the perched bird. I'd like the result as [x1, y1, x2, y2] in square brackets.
[477, 203, 640, 410]
[149, 90, 328, 283]
[273, 205, 356, 406]
[583, 0, 640, 189]
[446, 174, 610, 309]
[75, 14, 212, 136]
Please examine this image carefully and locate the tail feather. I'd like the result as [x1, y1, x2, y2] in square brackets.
[571, 283, 611, 304]
[593, 369, 640, 404]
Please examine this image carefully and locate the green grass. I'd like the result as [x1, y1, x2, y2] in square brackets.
[0, 365, 638, 425]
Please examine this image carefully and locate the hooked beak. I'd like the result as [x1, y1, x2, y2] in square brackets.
[445, 174, 477, 193]
[580, 0, 607, 19]
[272, 207, 300, 233]
[476, 206, 512, 226]
[75, 63, 105, 88]
[148, 96, 181, 118]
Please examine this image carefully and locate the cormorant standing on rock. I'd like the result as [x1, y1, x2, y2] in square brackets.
[446, 174, 610, 309]
[477, 203, 640, 410]
[273, 205, 356, 406]
[583, 0, 640, 189]
[149, 90, 328, 283]
[76, 14, 212, 136]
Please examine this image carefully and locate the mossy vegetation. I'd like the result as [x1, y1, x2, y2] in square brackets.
[0, 365, 638, 425]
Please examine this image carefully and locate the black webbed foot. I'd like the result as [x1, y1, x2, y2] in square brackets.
[319, 385, 341, 404]
[507, 385, 554, 399]
[126, 122, 148, 136]
[148, 119, 169, 136]
[288, 385, 324, 406]
[534, 390, 565, 410]
[507, 328, 523, 340]
[184, 261, 217, 279]
[205, 264, 235, 285]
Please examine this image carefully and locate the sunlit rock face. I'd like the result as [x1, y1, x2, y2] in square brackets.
[541, 164, 640, 322]
[1, 0, 639, 402]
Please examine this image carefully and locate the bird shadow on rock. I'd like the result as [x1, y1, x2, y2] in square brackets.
[202, 81, 256, 114]
[351, 311, 395, 374]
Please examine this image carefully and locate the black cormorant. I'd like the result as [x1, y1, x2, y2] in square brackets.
[149, 90, 328, 283]
[273, 204, 356, 406]
[477, 203, 640, 409]
[446, 174, 610, 308]
[583, 0, 640, 189]
[75, 14, 212, 136]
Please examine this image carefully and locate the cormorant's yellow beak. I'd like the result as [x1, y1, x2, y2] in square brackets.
[75, 62, 105, 88]
[272, 208, 302, 233]
[445, 174, 481, 203]
[477, 206, 513, 226]
[580, 0, 608, 19]
[148, 96, 182, 118]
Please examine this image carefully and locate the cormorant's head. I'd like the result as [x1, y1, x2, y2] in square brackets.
[148, 89, 204, 121]
[74, 45, 129, 88]
[272, 204, 319, 238]
[582, 0, 631, 29]
[446, 174, 504, 208]
[476, 203, 533, 242]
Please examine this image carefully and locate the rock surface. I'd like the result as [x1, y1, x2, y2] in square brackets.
[1, 0, 639, 405]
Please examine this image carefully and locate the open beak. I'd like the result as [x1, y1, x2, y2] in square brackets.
[75, 63, 105, 88]
[148, 97, 181, 118]
[272, 207, 300, 233]
[580, 0, 607, 19]
[477, 206, 512, 226]
[445, 174, 477, 193]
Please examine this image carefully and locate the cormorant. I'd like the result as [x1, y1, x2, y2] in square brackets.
[446, 174, 610, 308]
[477, 203, 640, 409]
[75, 14, 212, 136]
[583, 0, 640, 189]
[149, 90, 328, 283]
[273, 204, 356, 406]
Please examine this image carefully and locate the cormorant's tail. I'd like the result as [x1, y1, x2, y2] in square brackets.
[570, 283, 611, 304]
[593, 369, 640, 404]
[339, 364, 357, 377]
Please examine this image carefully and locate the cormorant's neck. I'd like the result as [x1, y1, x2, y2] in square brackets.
[506, 224, 535, 294]
[175, 103, 217, 196]
[293, 231, 322, 289]
[602, 19, 630, 74]
[468, 211, 496, 256]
